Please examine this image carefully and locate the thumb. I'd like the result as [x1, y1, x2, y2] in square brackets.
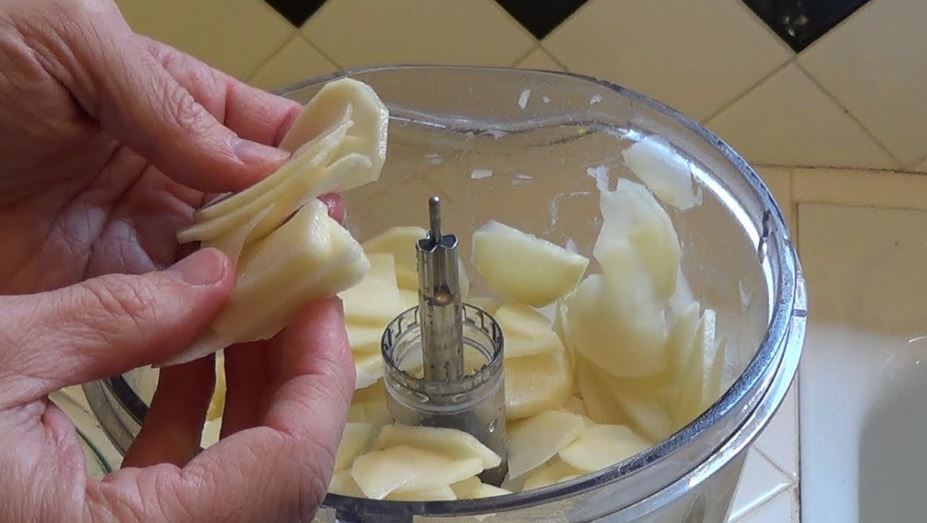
[0, 249, 234, 409]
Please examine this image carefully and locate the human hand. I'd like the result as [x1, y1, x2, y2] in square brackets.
[0, 0, 355, 521]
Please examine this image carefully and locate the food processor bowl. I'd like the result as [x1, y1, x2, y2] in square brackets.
[83, 66, 806, 523]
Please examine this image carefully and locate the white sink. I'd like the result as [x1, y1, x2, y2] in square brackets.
[799, 203, 927, 522]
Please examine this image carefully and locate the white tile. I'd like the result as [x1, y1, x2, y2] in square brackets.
[708, 64, 898, 169]
[915, 156, 927, 174]
[516, 47, 565, 71]
[543, 0, 792, 120]
[798, 203, 927, 523]
[735, 486, 798, 522]
[116, 0, 293, 79]
[729, 448, 792, 520]
[250, 36, 337, 91]
[754, 382, 799, 480]
[793, 168, 927, 211]
[799, 0, 927, 166]
[302, 0, 534, 68]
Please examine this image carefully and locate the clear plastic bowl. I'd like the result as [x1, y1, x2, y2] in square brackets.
[84, 66, 806, 523]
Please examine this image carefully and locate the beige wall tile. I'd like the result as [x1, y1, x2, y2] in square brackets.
[250, 36, 337, 91]
[302, 0, 534, 68]
[543, 0, 792, 121]
[799, 0, 927, 166]
[730, 448, 792, 520]
[708, 64, 898, 169]
[116, 0, 293, 79]
[793, 168, 927, 211]
[516, 47, 565, 71]
[912, 155, 927, 173]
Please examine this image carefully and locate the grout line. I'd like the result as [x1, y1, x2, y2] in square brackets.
[753, 444, 798, 483]
[537, 43, 569, 71]
[731, 482, 792, 522]
[702, 58, 794, 124]
[794, 62, 904, 168]
[243, 28, 300, 82]
[298, 33, 344, 70]
[510, 45, 540, 68]
[753, 163, 927, 176]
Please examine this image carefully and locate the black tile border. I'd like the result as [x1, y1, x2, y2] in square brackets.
[266, 0, 326, 27]
[742, 0, 871, 52]
[495, 0, 588, 39]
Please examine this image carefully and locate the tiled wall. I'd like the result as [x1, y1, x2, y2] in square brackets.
[116, 0, 927, 174]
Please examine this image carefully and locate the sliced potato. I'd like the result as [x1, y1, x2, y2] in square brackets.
[355, 351, 384, 390]
[505, 349, 573, 420]
[596, 370, 673, 442]
[594, 179, 681, 303]
[335, 422, 374, 471]
[387, 485, 457, 501]
[559, 424, 650, 472]
[672, 309, 726, 426]
[562, 395, 588, 417]
[574, 357, 625, 425]
[373, 424, 501, 469]
[495, 305, 564, 359]
[347, 323, 384, 353]
[398, 289, 418, 310]
[206, 352, 226, 421]
[164, 200, 369, 366]
[350, 446, 483, 500]
[329, 470, 364, 497]
[466, 297, 501, 315]
[506, 410, 585, 480]
[522, 457, 584, 491]
[340, 253, 403, 326]
[666, 301, 702, 381]
[450, 477, 482, 499]
[363, 225, 471, 298]
[469, 483, 511, 499]
[622, 134, 699, 211]
[565, 272, 667, 379]
[472, 221, 589, 307]
[347, 403, 367, 422]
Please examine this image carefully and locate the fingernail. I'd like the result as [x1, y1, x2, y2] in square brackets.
[233, 138, 290, 166]
[169, 249, 228, 286]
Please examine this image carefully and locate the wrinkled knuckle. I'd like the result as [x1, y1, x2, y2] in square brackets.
[164, 84, 212, 135]
[83, 277, 157, 328]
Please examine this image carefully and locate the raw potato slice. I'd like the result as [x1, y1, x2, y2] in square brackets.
[466, 297, 500, 314]
[163, 200, 370, 366]
[562, 395, 588, 417]
[505, 349, 573, 420]
[398, 289, 418, 310]
[559, 425, 651, 472]
[522, 457, 584, 491]
[594, 179, 681, 303]
[201, 418, 221, 449]
[373, 425, 502, 469]
[506, 410, 585, 480]
[335, 422, 374, 470]
[387, 486, 457, 501]
[472, 221, 589, 307]
[666, 301, 702, 381]
[348, 403, 367, 422]
[329, 470, 364, 497]
[469, 484, 511, 499]
[350, 446, 483, 500]
[672, 309, 725, 426]
[565, 272, 667, 379]
[622, 135, 699, 211]
[574, 357, 625, 425]
[340, 253, 403, 326]
[347, 323, 384, 353]
[206, 352, 226, 421]
[450, 477, 482, 499]
[596, 370, 673, 442]
[355, 351, 384, 390]
[495, 305, 564, 359]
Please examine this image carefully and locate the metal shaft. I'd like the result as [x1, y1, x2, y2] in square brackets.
[417, 196, 465, 381]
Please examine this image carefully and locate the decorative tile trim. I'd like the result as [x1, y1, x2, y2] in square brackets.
[266, 0, 326, 27]
[741, 0, 871, 52]
[495, 0, 588, 39]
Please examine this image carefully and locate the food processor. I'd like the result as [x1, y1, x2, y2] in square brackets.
[82, 66, 806, 522]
